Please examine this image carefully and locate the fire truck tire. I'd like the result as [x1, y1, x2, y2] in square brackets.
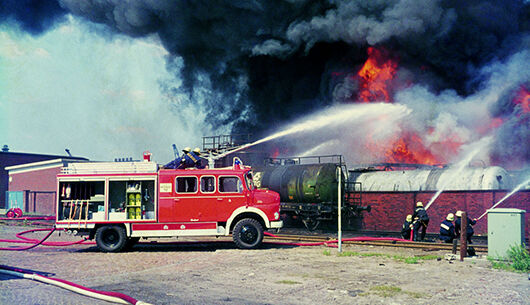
[95, 225, 127, 252]
[233, 218, 263, 249]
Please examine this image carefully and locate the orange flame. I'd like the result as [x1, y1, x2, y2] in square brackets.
[514, 86, 530, 114]
[357, 47, 398, 102]
[385, 133, 442, 165]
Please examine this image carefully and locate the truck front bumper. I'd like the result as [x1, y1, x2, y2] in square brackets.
[269, 220, 283, 229]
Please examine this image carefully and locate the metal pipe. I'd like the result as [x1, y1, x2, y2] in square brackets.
[337, 166, 342, 253]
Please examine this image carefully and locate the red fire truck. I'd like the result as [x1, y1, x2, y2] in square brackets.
[55, 158, 282, 252]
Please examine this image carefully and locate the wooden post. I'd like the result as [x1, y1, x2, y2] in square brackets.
[460, 212, 468, 261]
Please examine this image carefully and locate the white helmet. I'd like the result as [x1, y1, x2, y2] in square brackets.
[416, 201, 423, 207]
[182, 147, 191, 153]
[455, 210, 463, 217]
[446, 213, 455, 221]
[193, 147, 201, 155]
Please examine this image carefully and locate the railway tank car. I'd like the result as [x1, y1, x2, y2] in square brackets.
[348, 166, 514, 192]
[252, 162, 370, 230]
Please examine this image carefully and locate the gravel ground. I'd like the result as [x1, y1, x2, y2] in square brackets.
[0, 224, 528, 305]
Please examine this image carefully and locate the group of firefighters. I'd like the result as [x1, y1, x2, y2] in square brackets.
[401, 202, 476, 244]
[165, 147, 207, 169]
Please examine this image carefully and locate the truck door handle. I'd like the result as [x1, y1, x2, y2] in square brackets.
[174, 198, 180, 202]
[217, 198, 223, 201]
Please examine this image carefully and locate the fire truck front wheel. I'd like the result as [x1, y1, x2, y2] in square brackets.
[95, 225, 127, 252]
[233, 218, 264, 249]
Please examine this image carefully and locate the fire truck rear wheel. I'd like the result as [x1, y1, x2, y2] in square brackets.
[95, 225, 127, 252]
[233, 218, 263, 249]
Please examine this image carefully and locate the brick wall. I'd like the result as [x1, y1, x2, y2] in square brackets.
[9, 166, 60, 215]
[361, 190, 529, 241]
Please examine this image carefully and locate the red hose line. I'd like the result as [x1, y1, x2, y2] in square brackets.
[0, 228, 56, 251]
[0, 216, 55, 221]
[0, 227, 93, 250]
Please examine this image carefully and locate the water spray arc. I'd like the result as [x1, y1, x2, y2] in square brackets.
[476, 177, 530, 221]
[208, 103, 411, 166]
[425, 136, 493, 210]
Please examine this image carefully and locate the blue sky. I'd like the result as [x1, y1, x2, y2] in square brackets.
[1, 15, 217, 163]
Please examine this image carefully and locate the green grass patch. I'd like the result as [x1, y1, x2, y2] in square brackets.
[276, 280, 301, 285]
[489, 244, 530, 272]
[327, 251, 441, 264]
[360, 285, 428, 298]
[338, 251, 385, 257]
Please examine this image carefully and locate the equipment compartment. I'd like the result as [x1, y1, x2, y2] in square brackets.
[58, 181, 105, 221]
[109, 179, 155, 220]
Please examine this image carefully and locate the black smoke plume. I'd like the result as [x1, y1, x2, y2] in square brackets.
[3, 0, 529, 167]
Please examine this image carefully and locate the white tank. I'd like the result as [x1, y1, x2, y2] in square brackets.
[349, 166, 513, 191]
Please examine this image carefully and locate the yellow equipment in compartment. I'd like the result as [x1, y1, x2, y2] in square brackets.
[127, 193, 142, 219]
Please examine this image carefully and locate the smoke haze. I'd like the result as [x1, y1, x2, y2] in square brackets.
[1, 0, 529, 169]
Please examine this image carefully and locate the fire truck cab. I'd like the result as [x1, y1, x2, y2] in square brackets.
[55, 160, 282, 252]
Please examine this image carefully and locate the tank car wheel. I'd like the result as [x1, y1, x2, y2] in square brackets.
[95, 225, 127, 252]
[302, 218, 320, 231]
[233, 218, 263, 249]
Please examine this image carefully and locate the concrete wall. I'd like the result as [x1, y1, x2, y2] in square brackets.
[361, 190, 529, 241]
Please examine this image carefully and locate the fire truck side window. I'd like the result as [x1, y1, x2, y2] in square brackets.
[176, 177, 197, 193]
[200, 176, 215, 193]
[219, 176, 243, 193]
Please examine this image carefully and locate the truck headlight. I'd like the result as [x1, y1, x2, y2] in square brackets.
[274, 212, 279, 220]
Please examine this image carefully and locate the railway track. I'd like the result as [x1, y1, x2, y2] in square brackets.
[265, 233, 488, 253]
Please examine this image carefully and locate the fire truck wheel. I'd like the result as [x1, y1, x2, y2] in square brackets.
[233, 218, 263, 249]
[95, 225, 127, 252]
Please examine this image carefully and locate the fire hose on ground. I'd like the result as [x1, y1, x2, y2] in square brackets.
[0, 226, 408, 304]
[0, 265, 152, 305]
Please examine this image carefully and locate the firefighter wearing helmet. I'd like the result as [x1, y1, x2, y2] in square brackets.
[455, 210, 477, 244]
[439, 213, 456, 243]
[412, 201, 429, 241]
[177, 146, 200, 169]
[401, 214, 414, 240]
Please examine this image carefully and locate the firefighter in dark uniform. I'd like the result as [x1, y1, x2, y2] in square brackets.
[412, 201, 429, 241]
[192, 147, 207, 169]
[177, 147, 200, 169]
[455, 210, 477, 244]
[401, 214, 414, 240]
[439, 213, 456, 243]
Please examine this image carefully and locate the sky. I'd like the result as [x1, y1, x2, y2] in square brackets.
[1, 15, 218, 163]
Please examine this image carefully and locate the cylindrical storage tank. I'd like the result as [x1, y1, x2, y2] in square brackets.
[253, 163, 341, 203]
[349, 166, 513, 191]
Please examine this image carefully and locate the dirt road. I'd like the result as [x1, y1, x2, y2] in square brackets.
[0, 225, 528, 305]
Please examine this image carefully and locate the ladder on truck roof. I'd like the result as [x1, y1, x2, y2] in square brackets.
[61, 161, 158, 175]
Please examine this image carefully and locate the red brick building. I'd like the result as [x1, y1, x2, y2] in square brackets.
[6, 158, 86, 215]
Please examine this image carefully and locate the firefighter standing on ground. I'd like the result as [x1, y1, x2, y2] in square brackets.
[455, 210, 477, 244]
[401, 214, 414, 240]
[439, 213, 456, 243]
[412, 201, 429, 241]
